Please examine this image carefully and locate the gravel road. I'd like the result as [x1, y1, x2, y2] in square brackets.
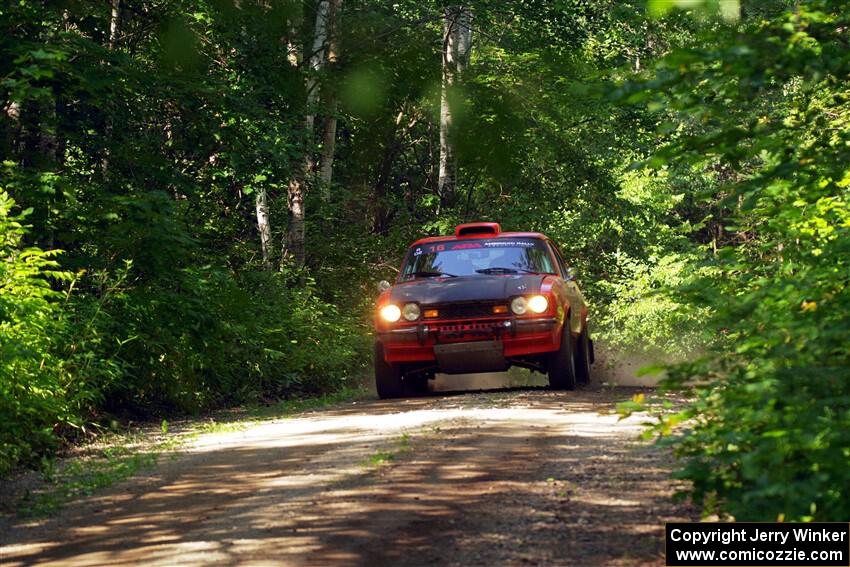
[0, 385, 696, 566]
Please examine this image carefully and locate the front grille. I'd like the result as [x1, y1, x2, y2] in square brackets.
[429, 302, 501, 320]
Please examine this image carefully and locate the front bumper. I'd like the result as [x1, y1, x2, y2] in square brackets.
[377, 316, 560, 365]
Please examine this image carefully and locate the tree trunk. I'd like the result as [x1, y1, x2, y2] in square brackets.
[286, 178, 306, 265]
[3, 102, 21, 159]
[102, 0, 120, 177]
[456, 7, 472, 74]
[372, 131, 398, 236]
[109, 0, 121, 49]
[255, 187, 272, 269]
[287, 22, 301, 68]
[319, 0, 341, 196]
[319, 91, 337, 191]
[437, 8, 457, 209]
[284, 0, 330, 267]
[437, 5, 472, 210]
[304, 0, 329, 135]
[372, 111, 418, 235]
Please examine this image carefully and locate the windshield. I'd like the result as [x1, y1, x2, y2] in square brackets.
[400, 238, 556, 281]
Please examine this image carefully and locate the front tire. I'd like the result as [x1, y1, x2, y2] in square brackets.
[375, 342, 403, 399]
[548, 327, 577, 390]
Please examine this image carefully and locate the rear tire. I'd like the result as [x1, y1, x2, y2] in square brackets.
[375, 342, 403, 399]
[548, 327, 577, 390]
[574, 327, 592, 384]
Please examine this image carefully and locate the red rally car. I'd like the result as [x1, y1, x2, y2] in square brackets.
[374, 222, 593, 398]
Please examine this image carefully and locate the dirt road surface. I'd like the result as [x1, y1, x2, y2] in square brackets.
[0, 385, 695, 566]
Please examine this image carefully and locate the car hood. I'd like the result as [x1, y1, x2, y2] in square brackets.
[390, 274, 545, 305]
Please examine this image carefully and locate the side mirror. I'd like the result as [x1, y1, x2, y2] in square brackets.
[377, 280, 392, 293]
[565, 267, 578, 282]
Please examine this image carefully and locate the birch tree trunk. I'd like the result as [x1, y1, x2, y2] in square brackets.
[102, 0, 120, 176]
[303, 0, 329, 135]
[109, 0, 121, 49]
[2, 102, 21, 158]
[455, 8, 472, 74]
[285, 0, 330, 267]
[437, 5, 472, 210]
[287, 23, 301, 68]
[319, 0, 341, 195]
[437, 8, 457, 209]
[255, 187, 272, 269]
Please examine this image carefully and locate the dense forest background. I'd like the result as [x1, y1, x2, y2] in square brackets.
[2, 0, 848, 521]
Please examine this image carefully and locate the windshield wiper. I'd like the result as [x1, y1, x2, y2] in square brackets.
[405, 270, 458, 279]
[475, 267, 539, 275]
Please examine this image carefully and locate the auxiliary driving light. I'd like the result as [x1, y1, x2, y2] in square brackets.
[528, 295, 549, 314]
[511, 296, 528, 315]
[380, 304, 401, 322]
[402, 303, 421, 321]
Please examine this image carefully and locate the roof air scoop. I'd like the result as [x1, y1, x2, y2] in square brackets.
[455, 222, 501, 238]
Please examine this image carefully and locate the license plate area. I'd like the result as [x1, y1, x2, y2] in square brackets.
[433, 320, 505, 341]
[433, 340, 507, 374]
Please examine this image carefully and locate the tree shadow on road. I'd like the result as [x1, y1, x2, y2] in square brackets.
[1, 387, 695, 566]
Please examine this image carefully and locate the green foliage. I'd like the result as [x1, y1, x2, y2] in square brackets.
[0, 191, 71, 474]
[0, 0, 708, 480]
[0, 0, 367, 475]
[8, 1, 840, 532]
[63, 263, 367, 415]
[596, 250, 707, 360]
[623, 0, 850, 521]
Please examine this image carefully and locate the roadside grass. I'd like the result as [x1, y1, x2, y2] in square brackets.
[192, 420, 249, 435]
[17, 433, 183, 518]
[9, 386, 371, 518]
[193, 386, 372, 432]
[359, 433, 414, 469]
[363, 449, 396, 467]
[247, 386, 371, 420]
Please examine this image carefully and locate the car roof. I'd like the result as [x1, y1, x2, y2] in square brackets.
[409, 232, 549, 247]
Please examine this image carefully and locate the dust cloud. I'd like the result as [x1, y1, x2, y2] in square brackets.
[431, 367, 547, 392]
[429, 342, 666, 392]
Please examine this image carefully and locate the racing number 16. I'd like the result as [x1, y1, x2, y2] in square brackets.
[427, 244, 446, 253]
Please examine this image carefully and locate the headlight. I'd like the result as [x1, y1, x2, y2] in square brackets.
[380, 304, 401, 322]
[528, 295, 549, 314]
[402, 303, 421, 321]
[511, 296, 528, 315]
